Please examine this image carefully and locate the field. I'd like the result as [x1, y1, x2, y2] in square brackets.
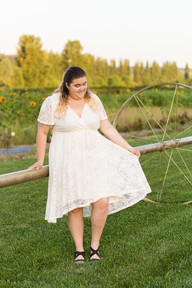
[1, 85, 192, 148]
[1, 153, 192, 287]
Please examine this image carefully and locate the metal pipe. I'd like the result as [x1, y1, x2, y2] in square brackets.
[136, 136, 192, 154]
[0, 136, 192, 188]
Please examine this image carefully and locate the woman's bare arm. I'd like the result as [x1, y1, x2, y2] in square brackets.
[28, 123, 52, 169]
[99, 119, 140, 157]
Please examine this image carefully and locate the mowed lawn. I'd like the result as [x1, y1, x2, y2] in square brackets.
[0, 154, 192, 288]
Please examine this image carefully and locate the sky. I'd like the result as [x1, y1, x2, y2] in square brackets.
[1, 0, 192, 68]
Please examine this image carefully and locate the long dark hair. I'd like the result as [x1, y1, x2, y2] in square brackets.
[55, 66, 90, 99]
[54, 66, 93, 119]
[62, 66, 87, 94]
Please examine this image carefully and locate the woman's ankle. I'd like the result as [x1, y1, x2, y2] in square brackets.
[90, 240, 100, 249]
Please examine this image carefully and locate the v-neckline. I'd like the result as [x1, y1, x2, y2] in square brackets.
[68, 103, 87, 119]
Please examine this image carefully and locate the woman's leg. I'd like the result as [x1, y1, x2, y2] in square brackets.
[90, 197, 109, 259]
[68, 207, 84, 260]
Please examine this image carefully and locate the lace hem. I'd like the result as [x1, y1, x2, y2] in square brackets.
[45, 189, 150, 223]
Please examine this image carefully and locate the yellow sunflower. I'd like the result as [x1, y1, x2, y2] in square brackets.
[30, 101, 36, 108]
[0, 96, 6, 103]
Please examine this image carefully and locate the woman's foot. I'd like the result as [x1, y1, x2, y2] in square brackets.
[89, 243, 101, 261]
[74, 251, 85, 263]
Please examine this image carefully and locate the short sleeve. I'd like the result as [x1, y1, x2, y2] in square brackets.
[37, 96, 55, 125]
[91, 93, 108, 121]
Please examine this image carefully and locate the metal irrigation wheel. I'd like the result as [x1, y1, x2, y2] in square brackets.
[113, 83, 192, 204]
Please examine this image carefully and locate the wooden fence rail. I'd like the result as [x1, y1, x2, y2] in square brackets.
[0, 136, 192, 189]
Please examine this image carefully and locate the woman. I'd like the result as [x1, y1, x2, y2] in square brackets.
[29, 66, 151, 263]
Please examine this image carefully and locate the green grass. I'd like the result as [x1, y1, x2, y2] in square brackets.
[0, 155, 192, 287]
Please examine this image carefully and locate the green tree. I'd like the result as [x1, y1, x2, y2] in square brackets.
[121, 59, 131, 85]
[118, 59, 131, 78]
[107, 75, 124, 86]
[0, 57, 13, 86]
[46, 51, 62, 87]
[118, 60, 124, 77]
[80, 53, 96, 85]
[16, 35, 48, 87]
[11, 66, 24, 87]
[151, 61, 161, 83]
[61, 40, 83, 70]
[124, 59, 131, 76]
[161, 61, 178, 82]
[140, 62, 144, 84]
[143, 61, 150, 85]
[184, 64, 190, 81]
[94, 57, 109, 78]
[133, 62, 141, 84]
[121, 76, 131, 86]
[109, 59, 117, 75]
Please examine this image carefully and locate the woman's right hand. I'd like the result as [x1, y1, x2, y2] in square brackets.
[28, 161, 43, 170]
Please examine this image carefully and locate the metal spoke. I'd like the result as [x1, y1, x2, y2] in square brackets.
[174, 88, 179, 138]
[164, 150, 192, 186]
[140, 152, 159, 166]
[175, 125, 192, 140]
[158, 149, 173, 201]
[134, 95, 159, 142]
[135, 95, 172, 141]
[157, 152, 162, 201]
[162, 85, 177, 141]
[175, 148, 192, 178]
[177, 148, 192, 153]
[126, 135, 158, 144]
[126, 134, 158, 143]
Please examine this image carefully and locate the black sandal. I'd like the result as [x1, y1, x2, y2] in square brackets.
[89, 244, 101, 261]
[73, 251, 85, 263]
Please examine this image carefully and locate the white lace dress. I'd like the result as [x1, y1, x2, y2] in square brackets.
[38, 92, 151, 223]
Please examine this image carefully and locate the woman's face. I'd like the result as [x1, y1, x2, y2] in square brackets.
[66, 76, 87, 100]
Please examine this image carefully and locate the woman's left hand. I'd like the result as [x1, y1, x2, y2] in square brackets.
[130, 147, 141, 158]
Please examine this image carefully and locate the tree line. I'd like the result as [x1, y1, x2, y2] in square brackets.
[0, 35, 191, 88]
